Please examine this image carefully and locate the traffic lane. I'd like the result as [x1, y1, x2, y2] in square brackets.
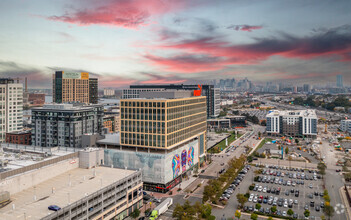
[325, 169, 346, 220]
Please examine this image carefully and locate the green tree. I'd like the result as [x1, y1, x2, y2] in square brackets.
[323, 205, 334, 220]
[295, 139, 299, 144]
[255, 203, 261, 210]
[130, 209, 140, 219]
[219, 111, 227, 117]
[235, 210, 241, 219]
[285, 147, 289, 155]
[236, 194, 248, 208]
[270, 206, 277, 214]
[258, 132, 261, 138]
[250, 213, 258, 220]
[287, 209, 294, 216]
[318, 162, 327, 176]
[267, 217, 273, 220]
[304, 209, 310, 217]
[173, 204, 185, 219]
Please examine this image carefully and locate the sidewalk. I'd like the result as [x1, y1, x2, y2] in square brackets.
[339, 186, 351, 220]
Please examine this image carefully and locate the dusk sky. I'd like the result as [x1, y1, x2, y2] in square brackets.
[0, 0, 350, 88]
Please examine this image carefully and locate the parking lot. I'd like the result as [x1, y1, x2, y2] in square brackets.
[245, 165, 325, 219]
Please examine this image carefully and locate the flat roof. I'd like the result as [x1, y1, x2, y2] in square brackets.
[97, 133, 120, 145]
[0, 167, 136, 220]
[0, 144, 76, 173]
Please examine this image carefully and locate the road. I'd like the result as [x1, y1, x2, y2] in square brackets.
[318, 132, 346, 220]
[162, 125, 265, 219]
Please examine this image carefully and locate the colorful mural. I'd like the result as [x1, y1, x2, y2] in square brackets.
[181, 150, 187, 173]
[172, 154, 180, 178]
[188, 146, 194, 167]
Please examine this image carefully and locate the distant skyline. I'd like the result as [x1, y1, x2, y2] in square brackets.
[0, 0, 351, 88]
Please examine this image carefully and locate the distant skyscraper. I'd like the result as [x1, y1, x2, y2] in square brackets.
[53, 71, 98, 104]
[337, 75, 343, 88]
[303, 84, 311, 93]
[0, 78, 23, 142]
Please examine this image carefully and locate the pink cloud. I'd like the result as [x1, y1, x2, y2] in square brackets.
[48, 0, 186, 28]
[227, 25, 263, 32]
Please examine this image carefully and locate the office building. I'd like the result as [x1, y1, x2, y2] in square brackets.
[125, 84, 219, 118]
[89, 78, 99, 104]
[337, 75, 343, 88]
[340, 120, 351, 133]
[31, 103, 104, 148]
[0, 78, 23, 142]
[53, 71, 98, 104]
[303, 84, 311, 93]
[104, 88, 116, 97]
[5, 130, 31, 145]
[98, 90, 207, 192]
[0, 145, 142, 220]
[122, 88, 164, 99]
[266, 110, 317, 138]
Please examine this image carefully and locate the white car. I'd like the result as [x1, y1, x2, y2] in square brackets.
[258, 186, 262, 192]
[284, 202, 288, 208]
[263, 187, 267, 193]
[282, 211, 287, 216]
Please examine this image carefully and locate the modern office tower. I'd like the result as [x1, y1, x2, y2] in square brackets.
[266, 110, 317, 138]
[31, 103, 104, 148]
[340, 120, 351, 133]
[53, 71, 98, 104]
[0, 78, 23, 142]
[98, 90, 207, 192]
[303, 84, 311, 93]
[89, 78, 98, 104]
[337, 75, 343, 88]
[0, 146, 143, 220]
[124, 84, 220, 118]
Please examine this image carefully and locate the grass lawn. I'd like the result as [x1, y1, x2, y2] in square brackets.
[208, 132, 242, 153]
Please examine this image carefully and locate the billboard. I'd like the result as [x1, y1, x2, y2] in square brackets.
[62, 72, 89, 79]
[104, 139, 199, 184]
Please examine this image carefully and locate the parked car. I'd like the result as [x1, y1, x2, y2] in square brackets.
[48, 205, 61, 211]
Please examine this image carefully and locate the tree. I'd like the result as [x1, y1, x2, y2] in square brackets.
[295, 139, 299, 144]
[267, 217, 273, 220]
[173, 204, 185, 219]
[285, 147, 289, 155]
[287, 209, 294, 216]
[318, 162, 327, 176]
[258, 132, 261, 138]
[130, 209, 140, 219]
[304, 209, 310, 217]
[255, 203, 261, 210]
[270, 206, 277, 214]
[235, 210, 241, 219]
[236, 194, 248, 208]
[250, 213, 258, 220]
[323, 205, 334, 219]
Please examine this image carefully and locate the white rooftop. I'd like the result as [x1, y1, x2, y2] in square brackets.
[266, 110, 317, 118]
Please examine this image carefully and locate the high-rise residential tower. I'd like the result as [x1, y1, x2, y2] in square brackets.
[32, 103, 103, 148]
[0, 78, 23, 142]
[53, 71, 98, 104]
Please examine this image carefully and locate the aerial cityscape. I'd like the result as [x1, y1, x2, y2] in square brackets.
[0, 0, 351, 220]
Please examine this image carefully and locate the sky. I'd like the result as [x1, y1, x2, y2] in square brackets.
[0, 0, 351, 88]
